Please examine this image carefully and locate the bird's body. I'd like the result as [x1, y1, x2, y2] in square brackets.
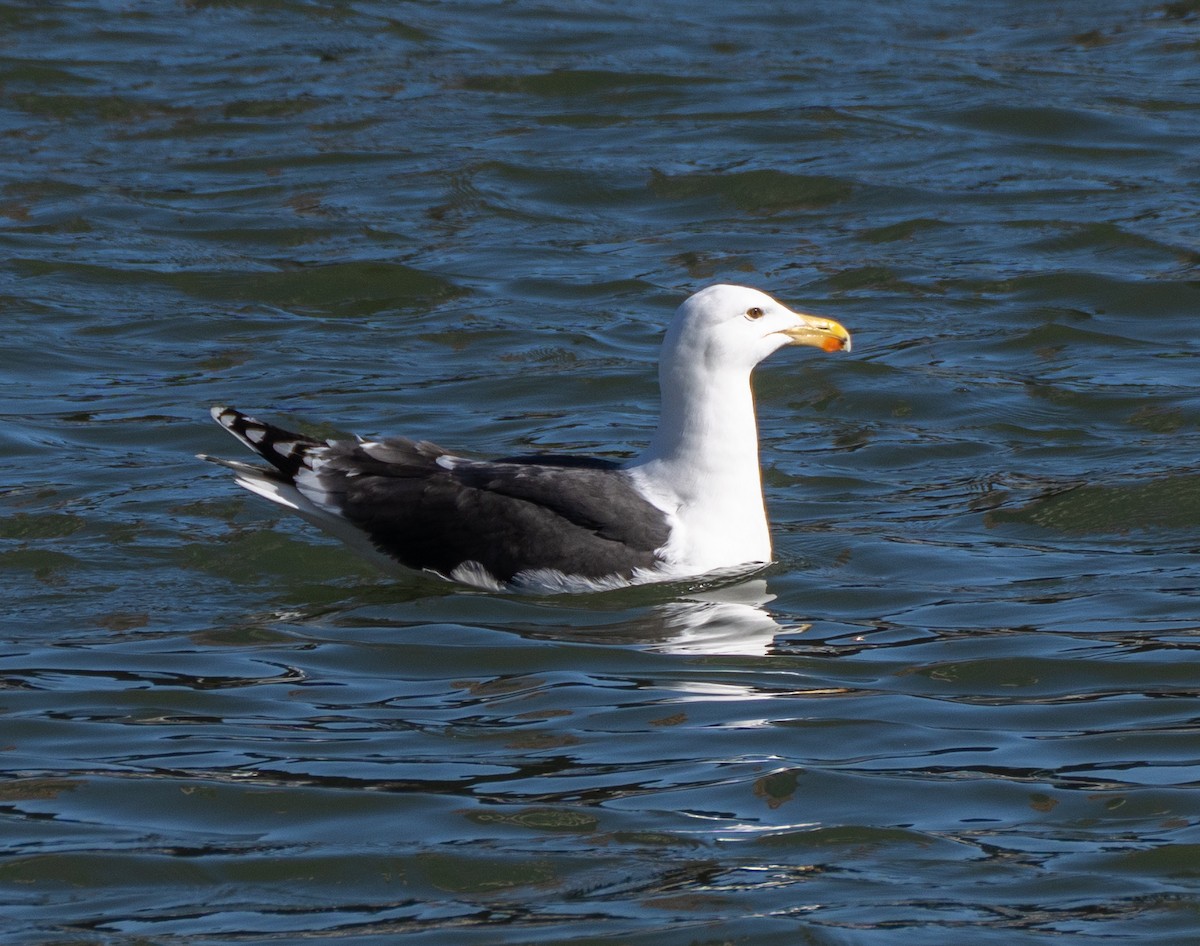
[201, 285, 851, 593]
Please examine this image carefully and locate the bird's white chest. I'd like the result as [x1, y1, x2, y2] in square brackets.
[628, 462, 772, 574]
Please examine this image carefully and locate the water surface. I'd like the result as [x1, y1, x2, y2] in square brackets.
[2, 1, 1199, 943]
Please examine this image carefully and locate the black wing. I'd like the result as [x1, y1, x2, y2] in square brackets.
[208, 408, 671, 584]
[316, 437, 671, 582]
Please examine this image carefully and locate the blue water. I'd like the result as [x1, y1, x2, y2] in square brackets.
[2, 1, 1199, 943]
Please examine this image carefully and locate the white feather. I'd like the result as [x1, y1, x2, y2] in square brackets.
[623, 285, 816, 575]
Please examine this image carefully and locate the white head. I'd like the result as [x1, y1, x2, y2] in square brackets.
[634, 286, 852, 570]
[661, 284, 851, 382]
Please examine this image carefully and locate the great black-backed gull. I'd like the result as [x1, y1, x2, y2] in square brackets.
[200, 284, 851, 593]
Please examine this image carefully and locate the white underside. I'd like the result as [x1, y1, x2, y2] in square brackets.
[448, 559, 767, 595]
[448, 560, 667, 594]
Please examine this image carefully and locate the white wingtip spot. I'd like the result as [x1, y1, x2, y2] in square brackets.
[272, 440, 303, 458]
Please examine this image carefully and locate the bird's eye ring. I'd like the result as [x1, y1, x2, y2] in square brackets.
[746, 307, 764, 320]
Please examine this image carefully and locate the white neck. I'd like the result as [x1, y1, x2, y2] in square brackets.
[627, 358, 772, 571]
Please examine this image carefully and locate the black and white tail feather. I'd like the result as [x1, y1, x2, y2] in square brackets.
[198, 406, 408, 574]
[201, 406, 321, 483]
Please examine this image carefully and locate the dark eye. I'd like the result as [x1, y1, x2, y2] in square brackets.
[746, 307, 764, 320]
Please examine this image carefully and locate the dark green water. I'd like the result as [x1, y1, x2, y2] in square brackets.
[2, 1, 1199, 943]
